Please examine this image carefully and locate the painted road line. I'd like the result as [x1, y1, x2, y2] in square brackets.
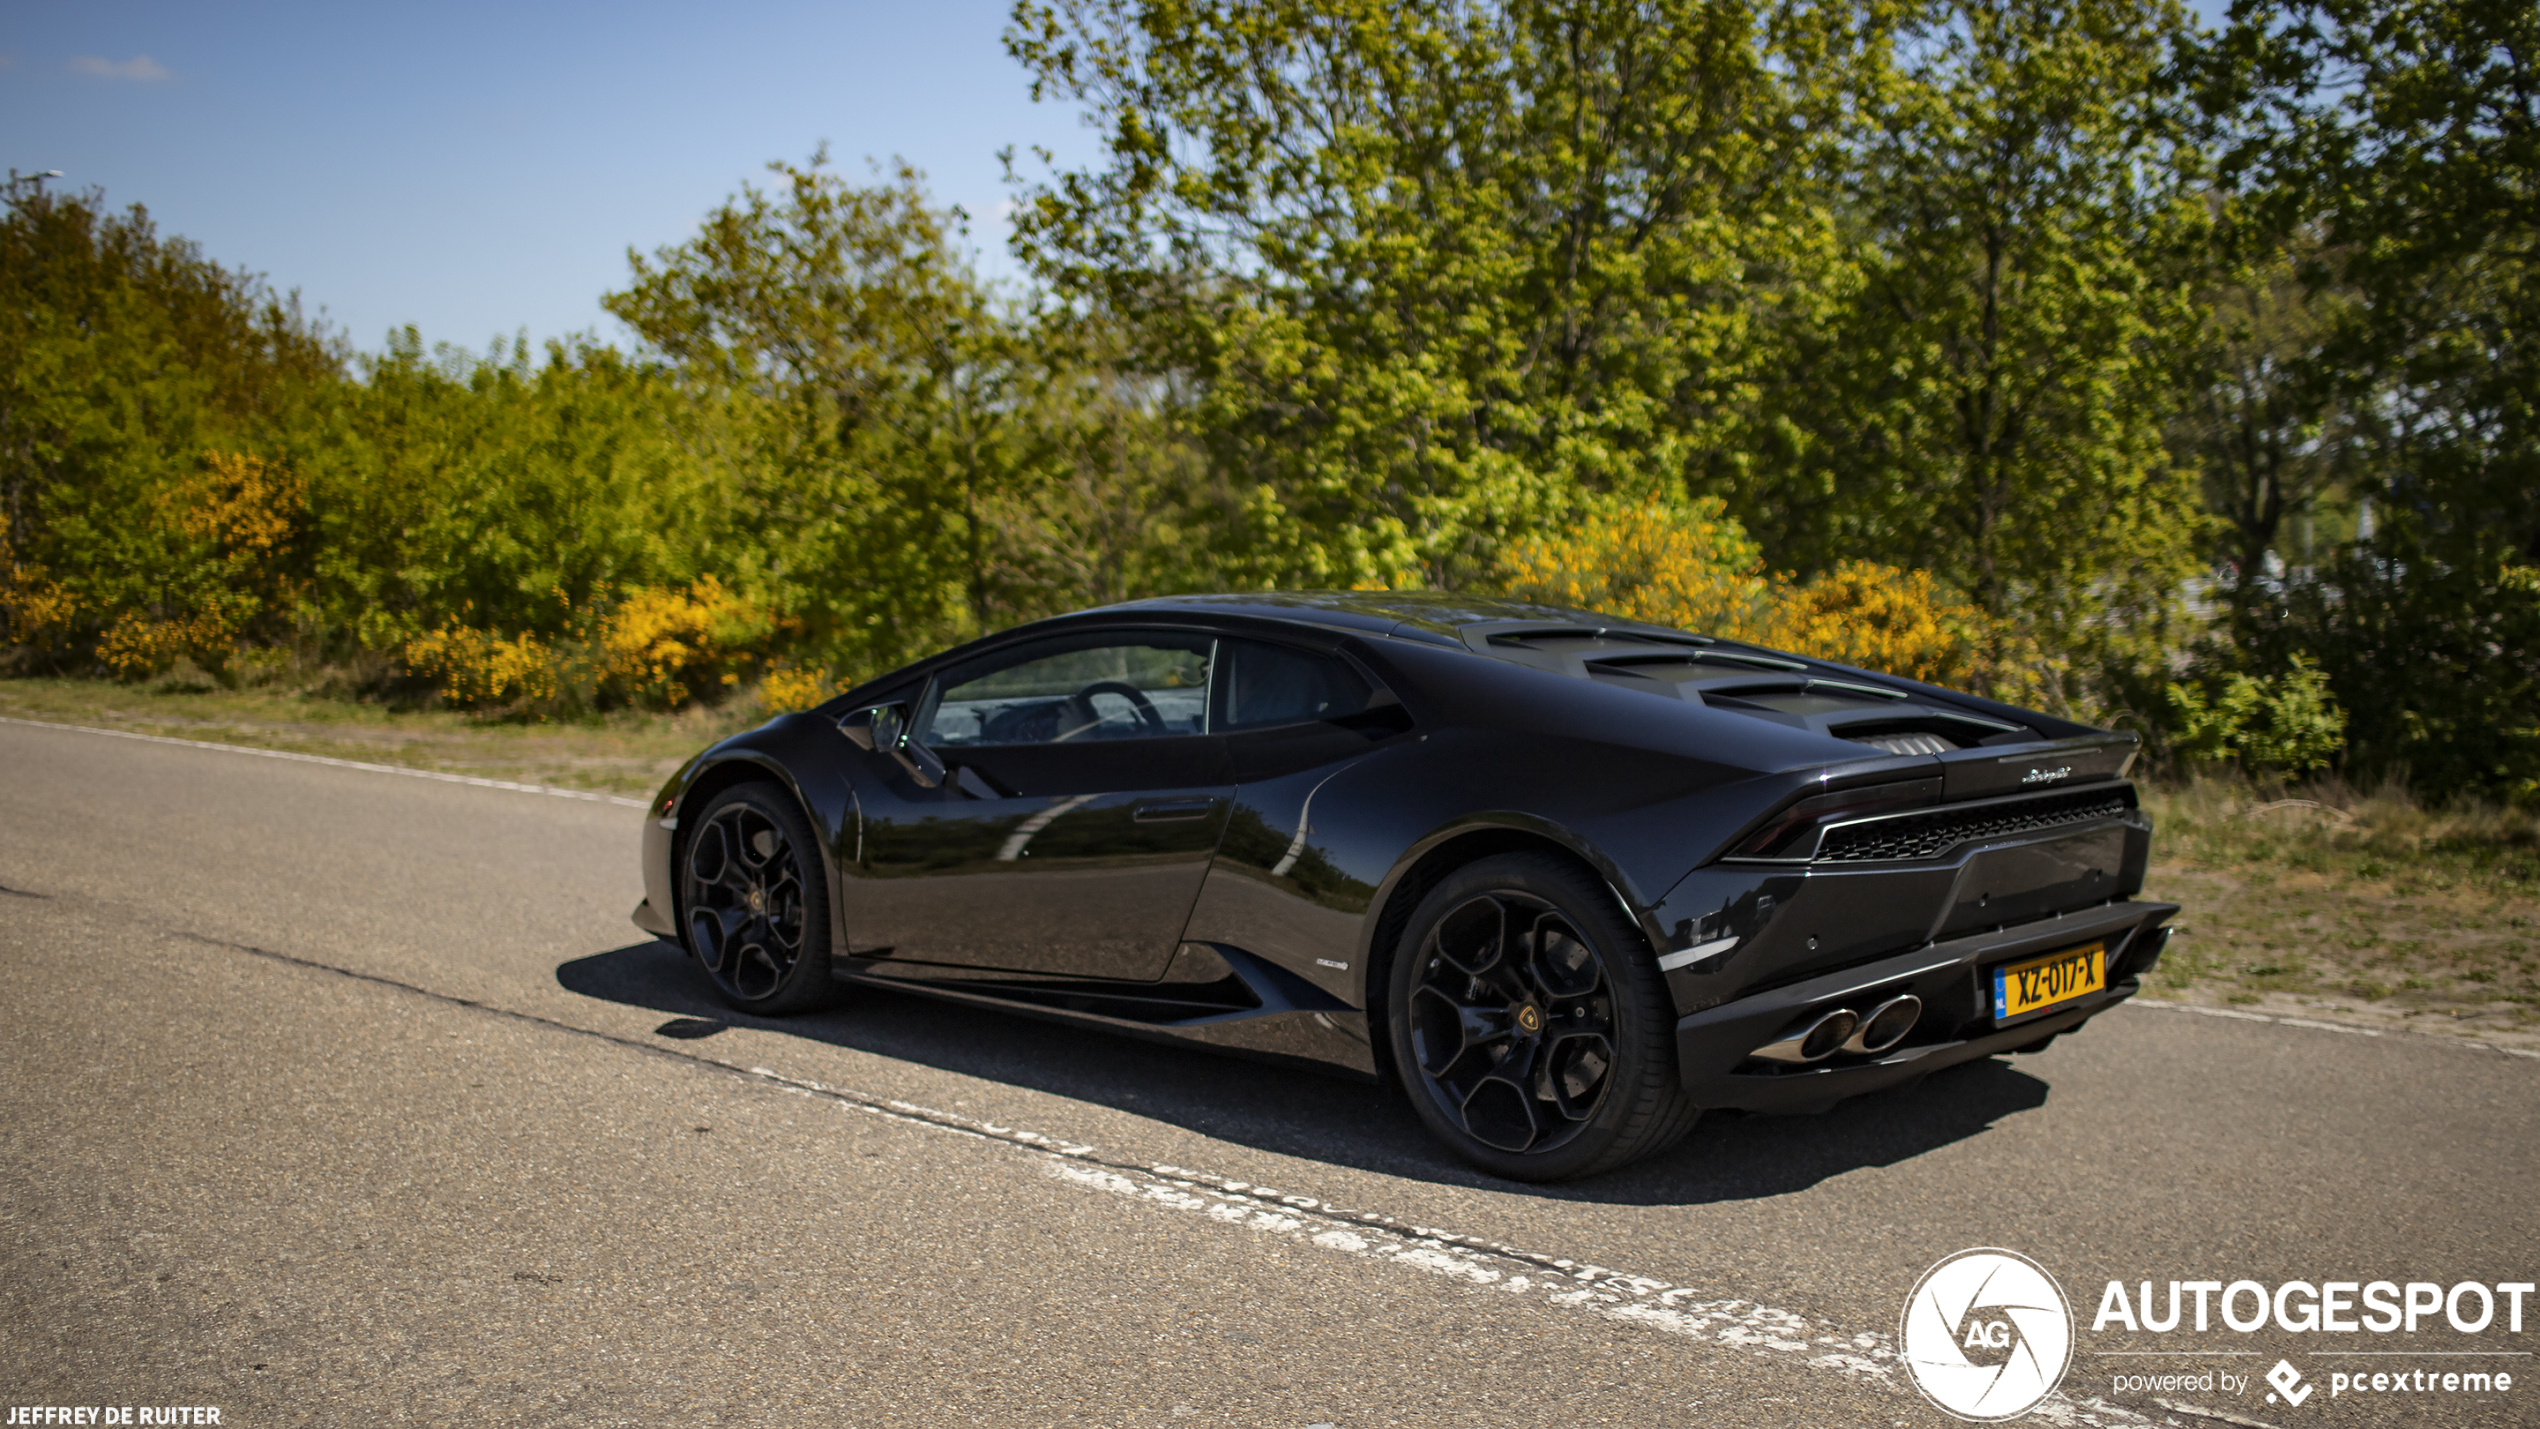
[2125, 997, 2540, 1058]
[175, 927, 2196, 1428]
[747, 1061, 2179, 1428]
[0, 714, 648, 808]
[1033, 1148, 2182, 1429]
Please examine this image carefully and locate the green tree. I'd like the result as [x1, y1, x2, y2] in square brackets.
[2169, 244, 2360, 600]
[302, 331, 742, 651]
[0, 174, 342, 663]
[1006, 0, 1843, 588]
[2204, 0, 2540, 798]
[1752, 0, 2211, 698]
[606, 152, 1071, 669]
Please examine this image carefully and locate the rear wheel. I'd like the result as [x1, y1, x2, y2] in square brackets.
[1386, 853, 1698, 1181]
[679, 784, 834, 1014]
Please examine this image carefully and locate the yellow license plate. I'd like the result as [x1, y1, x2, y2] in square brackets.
[1992, 942, 2105, 1022]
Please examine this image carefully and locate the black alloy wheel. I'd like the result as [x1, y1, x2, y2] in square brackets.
[679, 784, 834, 1014]
[1388, 852, 1698, 1181]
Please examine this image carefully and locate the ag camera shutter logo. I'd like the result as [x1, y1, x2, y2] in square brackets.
[1902, 1248, 2075, 1421]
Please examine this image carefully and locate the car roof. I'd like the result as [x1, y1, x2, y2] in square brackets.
[1091, 590, 1703, 648]
[828, 588, 2099, 745]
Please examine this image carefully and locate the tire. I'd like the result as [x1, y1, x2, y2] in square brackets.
[677, 783, 835, 1015]
[1385, 852, 1699, 1181]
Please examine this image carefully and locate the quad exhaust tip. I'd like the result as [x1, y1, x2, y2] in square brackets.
[1751, 1007, 1859, 1065]
[1841, 994, 1922, 1057]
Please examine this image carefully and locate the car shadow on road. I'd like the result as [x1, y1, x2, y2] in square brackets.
[558, 939, 2053, 1208]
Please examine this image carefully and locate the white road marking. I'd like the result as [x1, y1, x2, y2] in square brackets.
[2151, 1397, 2283, 1429]
[2126, 997, 2540, 1057]
[172, 933, 2210, 1426]
[740, 1066, 2176, 1428]
[0, 714, 648, 807]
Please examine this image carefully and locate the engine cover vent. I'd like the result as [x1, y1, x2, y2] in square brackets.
[1847, 731, 1958, 756]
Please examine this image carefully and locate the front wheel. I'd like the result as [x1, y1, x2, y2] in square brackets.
[678, 784, 835, 1014]
[1387, 853, 1698, 1181]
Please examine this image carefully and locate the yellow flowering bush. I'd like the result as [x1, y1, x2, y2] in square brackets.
[1498, 502, 1990, 686]
[589, 577, 760, 708]
[1498, 499, 1777, 641]
[98, 607, 247, 676]
[0, 510, 80, 654]
[757, 664, 839, 714]
[401, 577, 771, 713]
[83, 452, 312, 677]
[1766, 561, 1987, 686]
[173, 451, 304, 569]
[402, 622, 561, 706]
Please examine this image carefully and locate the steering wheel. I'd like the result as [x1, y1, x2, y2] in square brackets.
[1058, 680, 1166, 740]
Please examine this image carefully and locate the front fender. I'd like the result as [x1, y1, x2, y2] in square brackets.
[639, 717, 862, 958]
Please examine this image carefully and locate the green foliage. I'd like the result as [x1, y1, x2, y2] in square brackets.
[2196, 0, 2540, 799]
[2166, 653, 2347, 775]
[0, 175, 341, 662]
[305, 332, 745, 651]
[1748, 0, 2212, 697]
[1007, 0, 1840, 587]
[1006, 0, 2214, 712]
[604, 151, 1203, 676]
[1, 0, 2530, 794]
[2168, 243, 2360, 601]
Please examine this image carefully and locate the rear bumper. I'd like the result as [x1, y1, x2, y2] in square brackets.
[1675, 899, 2176, 1113]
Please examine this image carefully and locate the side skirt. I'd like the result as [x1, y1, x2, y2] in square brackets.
[834, 941, 1380, 1080]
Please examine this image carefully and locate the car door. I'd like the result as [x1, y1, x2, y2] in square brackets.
[847, 628, 1234, 981]
[1182, 636, 1415, 999]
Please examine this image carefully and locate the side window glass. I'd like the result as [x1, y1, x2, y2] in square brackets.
[922, 632, 1215, 747]
[1218, 639, 1375, 730]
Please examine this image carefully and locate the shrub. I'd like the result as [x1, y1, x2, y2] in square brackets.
[1766, 561, 1989, 687]
[1497, 501, 1992, 687]
[588, 577, 763, 708]
[2167, 654, 2348, 776]
[400, 577, 770, 715]
[757, 664, 839, 714]
[402, 622, 559, 707]
[1497, 498, 1776, 640]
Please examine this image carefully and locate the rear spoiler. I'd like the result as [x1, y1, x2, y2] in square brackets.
[1931, 734, 2138, 801]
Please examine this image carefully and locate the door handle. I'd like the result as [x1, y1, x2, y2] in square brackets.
[1132, 797, 1220, 823]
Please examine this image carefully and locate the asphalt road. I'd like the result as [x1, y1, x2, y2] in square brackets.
[3, 718, 2533, 1428]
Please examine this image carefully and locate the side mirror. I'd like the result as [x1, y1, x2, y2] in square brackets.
[837, 703, 898, 752]
[839, 702, 942, 789]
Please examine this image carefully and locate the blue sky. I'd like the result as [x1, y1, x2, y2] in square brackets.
[0, 0, 1100, 354]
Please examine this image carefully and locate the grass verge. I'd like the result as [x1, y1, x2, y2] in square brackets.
[2136, 780, 2539, 1051]
[0, 674, 766, 800]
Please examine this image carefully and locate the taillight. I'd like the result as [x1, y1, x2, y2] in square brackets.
[1729, 777, 1941, 860]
